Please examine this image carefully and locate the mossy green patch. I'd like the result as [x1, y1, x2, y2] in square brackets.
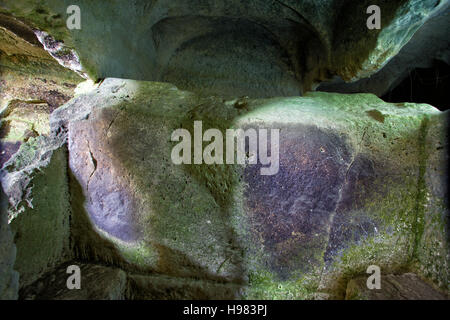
[7, 144, 71, 288]
[244, 269, 320, 300]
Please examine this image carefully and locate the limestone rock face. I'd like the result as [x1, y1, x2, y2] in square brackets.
[0, 186, 19, 300]
[417, 112, 449, 289]
[1, 100, 50, 143]
[0, 0, 448, 302]
[21, 262, 127, 300]
[50, 78, 447, 298]
[127, 274, 242, 300]
[345, 273, 448, 300]
[0, 0, 445, 97]
[318, 2, 450, 97]
[20, 260, 241, 300]
[0, 12, 83, 166]
[1, 134, 72, 288]
[0, 19, 77, 291]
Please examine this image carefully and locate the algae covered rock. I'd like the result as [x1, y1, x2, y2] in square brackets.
[0, 0, 444, 96]
[416, 112, 449, 289]
[50, 78, 447, 298]
[0, 186, 19, 299]
[54, 79, 245, 283]
[0, 100, 50, 142]
[0, 12, 83, 168]
[1, 134, 72, 288]
[0, 0, 447, 301]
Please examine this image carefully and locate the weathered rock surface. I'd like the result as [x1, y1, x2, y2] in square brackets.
[0, 12, 82, 108]
[318, 2, 450, 99]
[345, 273, 448, 300]
[55, 80, 244, 284]
[0, 12, 82, 166]
[0, 186, 19, 299]
[49, 78, 448, 299]
[1, 134, 72, 288]
[1, 100, 50, 143]
[127, 274, 242, 300]
[0, 1, 447, 302]
[19, 261, 241, 300]
[0, 1, 445, 97]
[21, 262, 127, 300]
[416, 112, 449, 289]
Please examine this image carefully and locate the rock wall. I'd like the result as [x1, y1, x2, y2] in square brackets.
[318, 1, 450, 98]
[0, 1, 448, 300]
[1, 135, 72, 288]
[48, 78, 448, 298]
[1, 77, 447, 299]
[0, 12, 82, 166]
[0, 186, 19, 299]
[345, 273, 447, 300]
[417, 112, 449, 289]
[0, 14, 81, 291]
[0, 0, 445, 97]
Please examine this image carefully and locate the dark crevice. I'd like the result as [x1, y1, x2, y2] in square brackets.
[410, 116, 430, 262]
[382, 60, 450, 111]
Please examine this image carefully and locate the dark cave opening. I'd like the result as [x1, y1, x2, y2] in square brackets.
[382, 60, 450, 111]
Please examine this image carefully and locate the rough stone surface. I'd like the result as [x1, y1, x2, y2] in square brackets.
[20, 262, 127, 300]
[0, 16, 79, 291]
[0, 1, 444, 97]
[55, 80, 244, 284]
[318, 2, 450, 98]
[345, 273, 448, 300]
[0, 1, 448, 302]
[50, 78, 447, 299]
[0, 13, 82, 108]
[416, 112, 449, 289]
[1, 134, 72, 288]
[1, 100, 50, 143]
[0, 186, 19, 299]
[127, 274, 242, 300]
[0, 12, 82, 166]
[19, 260, 241, 300]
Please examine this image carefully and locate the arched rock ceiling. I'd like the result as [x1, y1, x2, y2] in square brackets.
[0, 0, 447, 98]
[318, 1, 450, 97]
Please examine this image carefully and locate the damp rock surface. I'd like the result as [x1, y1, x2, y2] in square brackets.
[318, 1, 450, 98]
[20, 262, 127, 300]
[345, 273, 448, 300]
[0, 187, 19, 300]
[0, 1, 448, 302]
[0, 12, 83, 166]
[0, 0, 445, 97]
[49, 78, 447, 299]
[19, 260, 241, 300]
[1, 134, 72, 288]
